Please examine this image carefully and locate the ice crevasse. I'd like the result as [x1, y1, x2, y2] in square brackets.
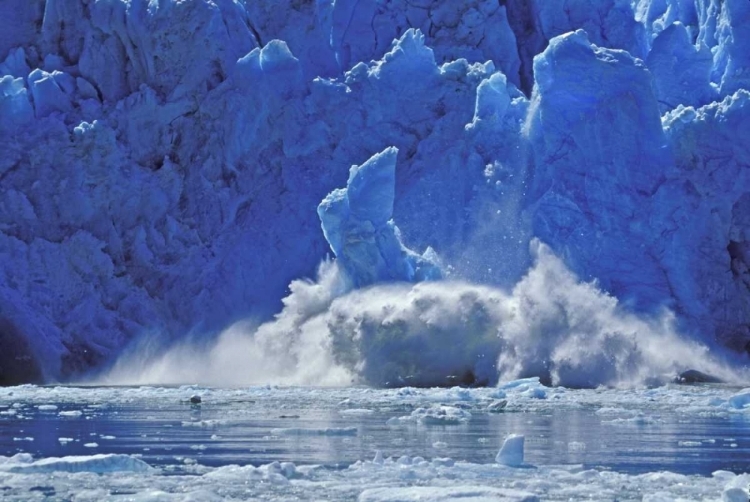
[0, 0, 749, 385]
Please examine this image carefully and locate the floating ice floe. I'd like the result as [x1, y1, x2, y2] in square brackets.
[486, 399, 508, 413]
[58, 410, 83, 417]
[387, 405, 471, 426]
[496, 434, 525, 467]
[727, 390, 750, 409]
[358, 486, 539, 502]
[678, 441, 702, 447]
[339, 408, 375, 416]
[0, 454, 152, 474]
[602, 414, 664, 426]
[271, 427, 358, 436]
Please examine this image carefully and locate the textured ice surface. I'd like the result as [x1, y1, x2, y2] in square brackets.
[1, 0, 750, 383]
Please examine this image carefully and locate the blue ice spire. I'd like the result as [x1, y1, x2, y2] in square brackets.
[318, 147, 442, 288]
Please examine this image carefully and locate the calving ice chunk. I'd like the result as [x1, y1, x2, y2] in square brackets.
[317, 147, 442, 287]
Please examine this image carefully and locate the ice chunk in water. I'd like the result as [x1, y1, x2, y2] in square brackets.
[359, 486, 539, 501]
[487, 400, 508, 413]
[728, 390, 750, 409]
[271, 427, 358, 436]
[496, 434, 525, 467]
[2, 454, 152, 473]
[723, 487, 749, 502]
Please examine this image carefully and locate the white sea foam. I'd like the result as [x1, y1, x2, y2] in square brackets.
[103, 242, 745, 389]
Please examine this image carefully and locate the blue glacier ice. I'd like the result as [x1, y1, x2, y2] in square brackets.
[526, 29, 672, 310]
[318, 147, 441, 288]
[0, 0, 749, 385]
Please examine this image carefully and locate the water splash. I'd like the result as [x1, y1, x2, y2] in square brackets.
[103, 240, 744, 388]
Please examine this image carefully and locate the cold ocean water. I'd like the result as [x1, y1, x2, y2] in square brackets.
[2, 382, 750, 500]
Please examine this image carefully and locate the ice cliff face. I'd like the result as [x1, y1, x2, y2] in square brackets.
[0, 0, 749, 384]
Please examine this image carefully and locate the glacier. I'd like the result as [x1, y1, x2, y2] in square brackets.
[1, 0, 750, 385]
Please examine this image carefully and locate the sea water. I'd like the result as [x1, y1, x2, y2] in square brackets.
[1, 382, 750, 500]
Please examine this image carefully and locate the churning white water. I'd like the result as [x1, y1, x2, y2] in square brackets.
[103, 241, 744, 388]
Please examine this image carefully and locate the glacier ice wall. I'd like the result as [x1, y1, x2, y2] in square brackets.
[1, 0, 749, 384]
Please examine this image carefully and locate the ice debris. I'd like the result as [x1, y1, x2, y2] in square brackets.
[486, 399, 508, 413]
[58, 410, 82, 417]
[724, 487, 750, 502]
[728, 390, 750, 409]
[387, 405, 471, 426]
[1, 454, 152, 474]
[496, 434, 525, 467]
[271, 427, 358, 436]
[359, 486, 539, 502]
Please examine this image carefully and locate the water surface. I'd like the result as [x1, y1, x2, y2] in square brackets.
[2, 384, 749, 476]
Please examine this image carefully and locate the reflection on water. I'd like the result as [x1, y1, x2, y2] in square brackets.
[1, 387, 749, 476]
